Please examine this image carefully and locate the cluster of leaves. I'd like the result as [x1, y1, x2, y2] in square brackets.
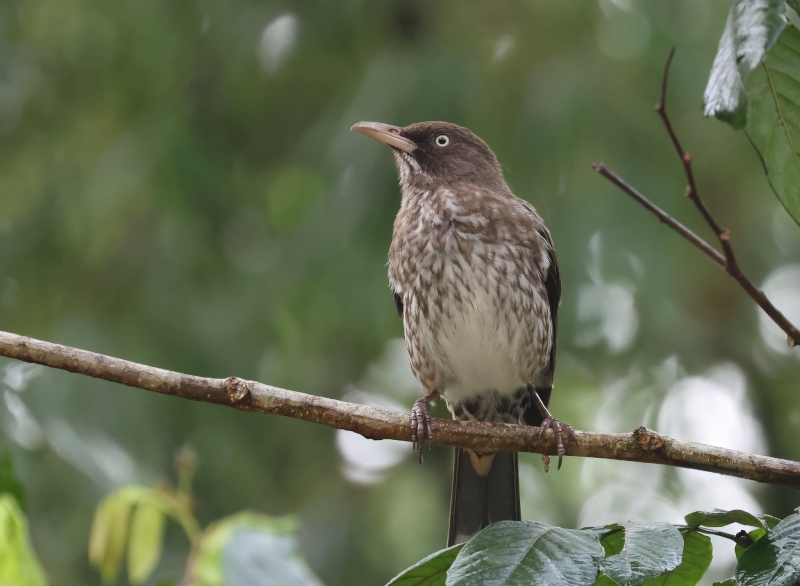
[0, 455, 46, 586]
[386, 508, 800, 586]
[89, 485, 197, 584]
[89, 488, 320, 585]
[703, 0, 800, 224]
[0, 449, 324, 585]
[87, 454, 322, 585]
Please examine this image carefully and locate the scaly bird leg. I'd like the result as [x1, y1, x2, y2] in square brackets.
[411, 389, 438, 463]
[527, 384, 571, 472]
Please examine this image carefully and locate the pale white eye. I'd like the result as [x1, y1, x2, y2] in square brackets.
[435, 135, 450, 147]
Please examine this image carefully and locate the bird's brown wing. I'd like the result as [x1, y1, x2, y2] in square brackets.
[515, 197, 561, 381]
[538, 228, 561, 379]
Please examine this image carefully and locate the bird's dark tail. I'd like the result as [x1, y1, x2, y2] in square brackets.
[447, 449, 520, 546]
[446, 386, 551, 546]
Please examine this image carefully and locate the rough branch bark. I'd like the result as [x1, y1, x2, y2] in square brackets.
[1, 329, 799, 489]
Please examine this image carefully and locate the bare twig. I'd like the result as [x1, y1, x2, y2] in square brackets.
[2, 329, 800, 488]
[593, 48, 800, 347]
[591, 164, 724, 267]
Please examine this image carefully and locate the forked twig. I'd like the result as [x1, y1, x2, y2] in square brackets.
[593, 47, 800, 348]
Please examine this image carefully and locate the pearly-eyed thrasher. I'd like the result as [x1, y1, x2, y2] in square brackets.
[352, 120, 566, 546]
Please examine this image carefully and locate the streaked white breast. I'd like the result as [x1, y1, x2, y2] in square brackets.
[435, 270, 525, 403]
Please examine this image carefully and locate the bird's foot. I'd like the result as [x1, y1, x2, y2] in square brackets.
[411, 395, 435, 463]
[537, 418, 572, 472]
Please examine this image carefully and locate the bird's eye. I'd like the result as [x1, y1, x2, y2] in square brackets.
[435, 135, 450, 147]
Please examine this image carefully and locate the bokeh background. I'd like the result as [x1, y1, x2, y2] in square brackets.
[2, 0, 800, 584]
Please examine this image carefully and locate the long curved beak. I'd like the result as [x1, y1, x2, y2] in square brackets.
[351, 122, 416, 154]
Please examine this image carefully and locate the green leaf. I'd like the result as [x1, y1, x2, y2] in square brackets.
[639, 531, 712, 586]
[736, 544, 747, 561]
[762, 515, 782, 529]
[89, 484, 201, 584]
[386, 544, 463, 586]
[745, 24, 800, 225]
[600, 525, 626, 557]
[788, 0, 800, 15]
[101, 498, 134, 584]
[0, 494, 48, 586]
[600, 522, 683, 586]
[713, 581, 737, 586]
[685, 509, 771, 531]
[736, 528, 768, 560]
[88, 487, 153, 584]
[703, 0, 787, 128]
[595, 573, 618, 586]
[737, 511, 800, 585]
[594, 526, 625, 586]
[446, 521, 604, 586]
[0, 453, 26, 512]
[127, 504, 166, 584]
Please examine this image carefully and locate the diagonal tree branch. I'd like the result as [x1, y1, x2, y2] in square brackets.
[591, 163, 725, 267]
[593, 47, 800, 348]
[1, 329, 800, 489]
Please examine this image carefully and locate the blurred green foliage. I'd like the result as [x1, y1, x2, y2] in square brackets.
[89, 485, 193, 584]
[2, 0, 800, 584]
[187, 512, 315, 586]
[0, 494, 47, 586]
[0, 453, 26, 511]
[86, 459, 316, 585]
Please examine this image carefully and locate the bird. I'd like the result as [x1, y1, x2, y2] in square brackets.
[352, 120, 565, 546]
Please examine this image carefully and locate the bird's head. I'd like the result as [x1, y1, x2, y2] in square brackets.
[351, 121, 505, 191]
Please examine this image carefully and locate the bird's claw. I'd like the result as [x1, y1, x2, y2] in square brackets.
[537, 417, 571, 472]
[411, 398, 433, 463]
